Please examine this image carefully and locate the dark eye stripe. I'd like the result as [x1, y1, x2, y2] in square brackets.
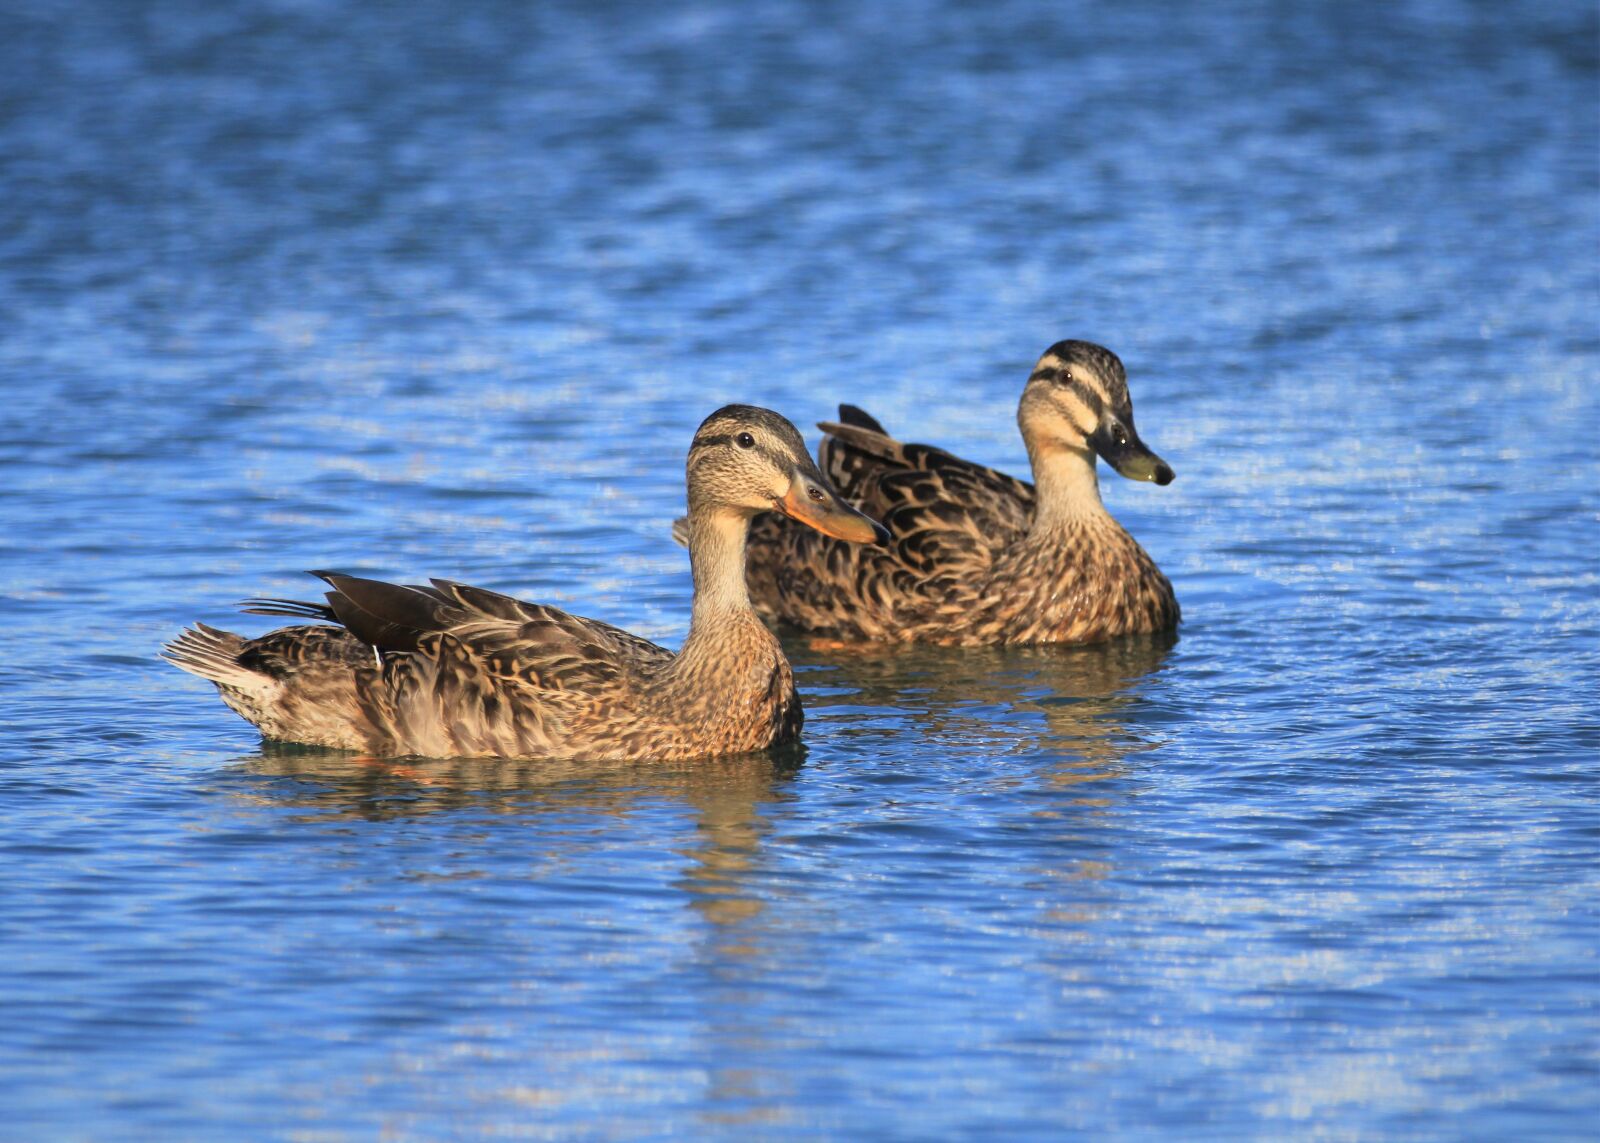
[691, 433, 732, 451]
[1033, 366, 1109, 412]
[1063, 377, 1105, 417]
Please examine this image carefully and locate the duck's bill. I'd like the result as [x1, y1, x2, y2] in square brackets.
[778, 482, 890, 545]
[1093, 427, 1175, 485]
[1111, 449, 1175, 485]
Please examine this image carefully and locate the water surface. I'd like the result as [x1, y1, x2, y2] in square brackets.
[2, 0, 1597, 1138]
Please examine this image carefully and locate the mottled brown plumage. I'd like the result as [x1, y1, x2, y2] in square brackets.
[736, 340, 1180, 645]
[163, 406, 885, 761]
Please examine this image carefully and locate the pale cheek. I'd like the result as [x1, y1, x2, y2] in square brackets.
[1055, 393, 1100, 437]
[1023, 402, 1094, 446]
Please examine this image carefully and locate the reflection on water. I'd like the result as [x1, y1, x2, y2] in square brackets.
[232, 742, 825, 1131]
[227, 631, 1173, 988]
[236, 628, 1171, 831]
[240, 742, 803, 930]
[241, 740, 802, 824]
[792, 630, 1176, 777]
[3, 0, 1596, 1135]
[789, 634, 1178, 940]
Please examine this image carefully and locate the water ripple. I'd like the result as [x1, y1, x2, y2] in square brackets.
[2, 0, 1597, 1138]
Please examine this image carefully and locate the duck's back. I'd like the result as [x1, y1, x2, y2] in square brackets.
[746, 407, 1033, 640]
[167, 575, 678, 758]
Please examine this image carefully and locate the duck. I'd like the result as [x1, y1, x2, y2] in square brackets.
[733, 340, 1180, 645]
[163, 405, 888, 761]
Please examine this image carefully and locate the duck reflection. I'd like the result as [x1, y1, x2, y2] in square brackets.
[234, 741, 800, 934]
[228, 743, 805, 1122]
[221, 636, 1173, 1127]
[785, 629, 1177, 786]
[240, 740, 795, 817]
[229, 628, 1172, 925]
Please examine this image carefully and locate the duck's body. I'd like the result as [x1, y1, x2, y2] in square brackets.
[166, 573, 798, 760]
[738, 341, 1180, 646]
[164, 406, 884, 761]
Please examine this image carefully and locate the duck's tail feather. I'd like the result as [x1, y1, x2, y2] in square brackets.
[835, 404, 888, 434]
[161, 623, 258, 689]
[239, 596, 337, 622]
[670, 516, 690, 548]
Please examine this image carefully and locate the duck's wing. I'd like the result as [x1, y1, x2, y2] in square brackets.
[745, 408, 1035, 635]
[166, 575, 671, 757]
[309, 573, 672, 756]
[817, 409, 1035, 567]
[318, 573, 671, 691]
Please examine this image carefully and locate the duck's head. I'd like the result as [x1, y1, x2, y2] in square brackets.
[1017, 340, 1174, 485]
[687, 405, 889, 543]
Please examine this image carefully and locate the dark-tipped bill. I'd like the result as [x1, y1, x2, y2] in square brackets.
[778, 477, 889, 544]
[1092, 425, 1175, 486]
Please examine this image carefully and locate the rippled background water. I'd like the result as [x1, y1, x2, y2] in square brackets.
[2, 0, 1597, 1138]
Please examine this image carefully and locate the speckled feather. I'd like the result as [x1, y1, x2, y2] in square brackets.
[742, 341, 1181, 646]
[163, 405, 879, 761]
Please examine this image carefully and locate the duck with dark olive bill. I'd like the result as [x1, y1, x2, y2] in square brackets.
[732, 341, 1179, 645]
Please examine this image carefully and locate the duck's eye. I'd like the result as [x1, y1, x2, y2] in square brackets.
[1111, 425, 1128, 447]
[735, 432, 756, 449]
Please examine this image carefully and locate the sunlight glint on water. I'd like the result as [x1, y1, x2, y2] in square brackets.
[0, 1, 1596, 1138]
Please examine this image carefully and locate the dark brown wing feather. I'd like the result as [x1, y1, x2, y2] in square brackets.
[746, 408, 1036, 634]
[316, 572, 671, 693]
[817, 420, 1035, 544]
[198, 573, 679, 756]
[236, 623, 372, 675]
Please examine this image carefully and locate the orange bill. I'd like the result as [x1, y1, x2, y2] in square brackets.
[777, 478, 890, 545]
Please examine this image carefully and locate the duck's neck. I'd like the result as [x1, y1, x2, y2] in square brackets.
[1027, 439, 1110, 536]
[677, 507, 767, 662]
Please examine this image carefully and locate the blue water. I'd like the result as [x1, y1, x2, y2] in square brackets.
[3, 0, 1597, 1138]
